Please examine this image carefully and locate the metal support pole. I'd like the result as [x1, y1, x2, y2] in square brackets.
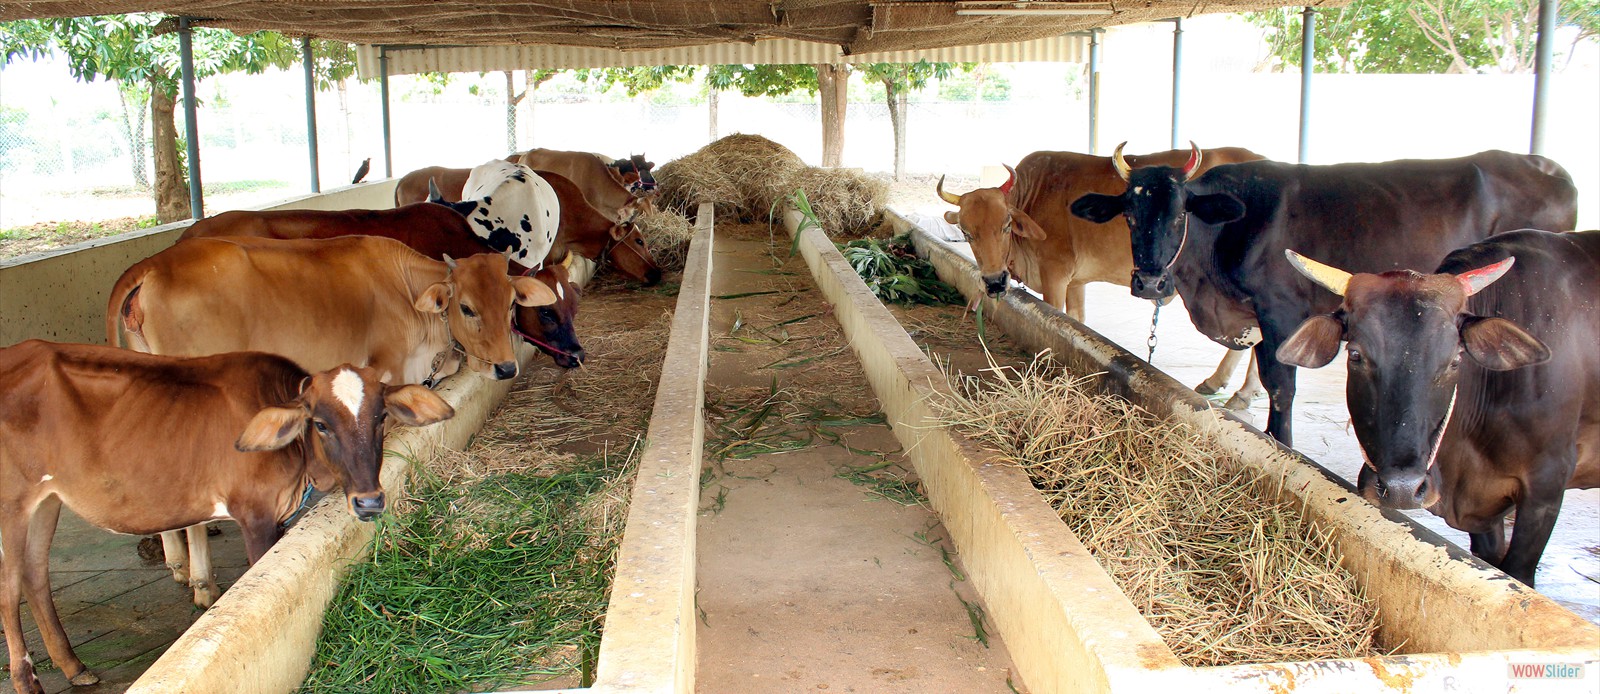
[1530, 0, 1555, 155]
[302, 37, 320, 193]
[1298, 7, 1316, 163]
[380, 47, 393, 178]
[1170, 18, 1183, 150]
[1088, 30, 1100, 154]
[178, 17, 204, 219]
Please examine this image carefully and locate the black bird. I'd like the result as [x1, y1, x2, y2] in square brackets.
[351, 158, 372, 184]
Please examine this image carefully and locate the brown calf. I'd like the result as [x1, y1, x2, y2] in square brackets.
[0, 341, 452, 694]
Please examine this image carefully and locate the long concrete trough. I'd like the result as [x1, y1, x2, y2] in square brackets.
[787, 208, 1600, 693]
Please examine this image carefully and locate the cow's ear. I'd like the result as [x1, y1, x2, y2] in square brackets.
[1070, 193, 1124, 224]
[1187, 192, 1245, 225]
[444, 200, 479, 218]
[1009, 208, 1046, 240]
[1460, 316, 1550, 370]
[512, 276, 558, 307]
[237, 405, 307, 451]
[609, 223, 629, 241]
[942, 210, 960, 225]
[414, 283, 451, 313]
[1277, 314, 1344, 368]
[383, 384, 455, 427]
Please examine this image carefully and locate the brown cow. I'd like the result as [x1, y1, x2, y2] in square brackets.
[937, 146, 1265, 407]
[519, 148, 654, 223]
[0, 341, 453, 693]
[180, 203, 588, 367]
[110, 236, 554, 385]
[396, 166, 662, 285]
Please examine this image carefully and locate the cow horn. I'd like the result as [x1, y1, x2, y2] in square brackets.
[1455, 256, 1515, 297]
[936, 176, 962, 205]
[442, 254, 458, 271]
[1284, 249, 1351, 297]
[1111, 142, 1132, 181]
[999, 164, 1017, 195]
[1181, 141, 1203, 181]
[427, 178, 443, 203]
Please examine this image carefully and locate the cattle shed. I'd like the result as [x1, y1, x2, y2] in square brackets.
[3, 2, 1598, 694]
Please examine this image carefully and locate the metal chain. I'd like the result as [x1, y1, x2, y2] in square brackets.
[1146, 300, 1161, 363]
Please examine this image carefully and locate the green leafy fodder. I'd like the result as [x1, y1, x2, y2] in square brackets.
[838, 235, 964, 306]
[301, 458, 629, 693]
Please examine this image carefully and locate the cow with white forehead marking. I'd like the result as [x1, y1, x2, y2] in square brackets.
[439, 159, 561, 269]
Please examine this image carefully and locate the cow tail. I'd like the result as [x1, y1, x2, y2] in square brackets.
[106, 265, 151, 351]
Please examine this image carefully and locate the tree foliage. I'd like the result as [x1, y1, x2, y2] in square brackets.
[1, 14, 360, 219]
[704, 64, 819, 97]
[1248, 0, 1600, 74]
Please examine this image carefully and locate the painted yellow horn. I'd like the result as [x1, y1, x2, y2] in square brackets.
[1284, 249, 1351, 297]
[936, 175, 962, 205]
[1111, 142, 1132, 181]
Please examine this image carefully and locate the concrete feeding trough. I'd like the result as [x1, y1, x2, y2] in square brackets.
[782, 207, 1599, 694]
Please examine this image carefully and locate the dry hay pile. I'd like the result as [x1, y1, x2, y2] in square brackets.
[631, 204, 694, 272]
[654, 134, 886, 238]
[938, 359, 1384, 666]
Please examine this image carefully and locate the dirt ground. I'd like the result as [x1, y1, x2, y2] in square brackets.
[694, 223, 1023, 693]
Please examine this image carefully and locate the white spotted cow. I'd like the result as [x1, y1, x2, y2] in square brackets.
[432, 159, 561, 270]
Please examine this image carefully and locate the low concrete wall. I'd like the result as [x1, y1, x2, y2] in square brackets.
[0, 180, 397, 347]
[794, 208, 1599, 692]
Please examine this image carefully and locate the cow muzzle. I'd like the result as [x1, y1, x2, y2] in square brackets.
[644, 267, 663, 286]
[552, 346, 586, 369]
[493, 360, 519, 380]
[1362, 468, 1434, 510]
[350, 493, 387, 522]
[1130, 270, 1175, 300]
[981, 271, 1009, 297]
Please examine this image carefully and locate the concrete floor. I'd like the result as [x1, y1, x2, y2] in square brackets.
[0, 514, 247, 694]
[904, 210, 1600, 625]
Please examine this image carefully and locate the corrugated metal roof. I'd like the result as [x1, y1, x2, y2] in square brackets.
[354, 34, 1091, 80]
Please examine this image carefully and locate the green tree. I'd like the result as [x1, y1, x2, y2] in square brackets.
[858, 60, 958, 180]
[1249, 0, 1600, 74]
[703, 63, 855, 167]
[502, 69, 562, 154]
[1, 15, 357, 221]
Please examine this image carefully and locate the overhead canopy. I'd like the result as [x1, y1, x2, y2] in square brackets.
[0, 1, 1343, 57]
[357, 34, 1095, 79]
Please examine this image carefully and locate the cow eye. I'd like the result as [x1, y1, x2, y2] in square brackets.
[1347, 346, 1362, 364]
[538, 307, 557, 323]
[635, 238, 645, 245]
[460, 304, 477, 318]
[312, 420, 329, 434]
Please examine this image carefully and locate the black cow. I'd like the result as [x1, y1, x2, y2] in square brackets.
[1275, 229, 1600, 585]
[1070, 148, 1578, 445]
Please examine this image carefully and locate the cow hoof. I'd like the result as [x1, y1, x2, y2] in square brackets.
[167, 563, 189, 584]
[69, 671, 101, 687]
[191, 581, 221, 609]
[1223, 394, 1253, 411]
[1195, 381, 1225, 396]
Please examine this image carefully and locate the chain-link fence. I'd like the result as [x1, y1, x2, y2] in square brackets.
[3, 60, 1597, 232]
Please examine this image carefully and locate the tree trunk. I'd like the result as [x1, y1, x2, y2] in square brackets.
[151, 84, 190, 223]
[885, 80, 907, 181]
[708, 87, 719, 143]
[115, 80, 150, 190]
[816, 63, 849, 167]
